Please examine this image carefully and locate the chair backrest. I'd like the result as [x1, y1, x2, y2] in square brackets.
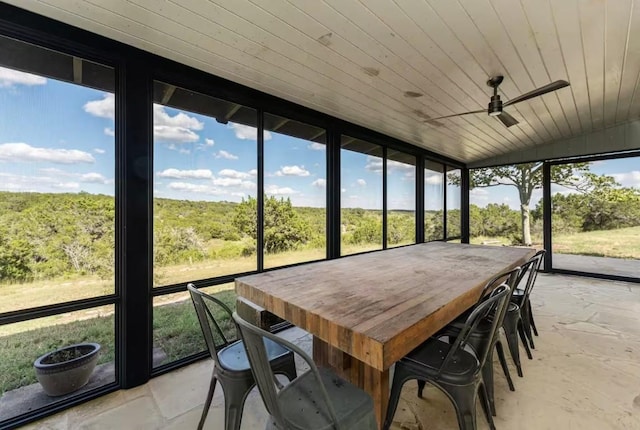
[475, 266, 521, 304]
[187, 283, 237, 366]
[440, 283, 511, 377]
[515, 250, 546, 303]
[232, 311, 343, 430]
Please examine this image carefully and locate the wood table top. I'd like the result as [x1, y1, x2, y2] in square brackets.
[235, 242, 535, 371]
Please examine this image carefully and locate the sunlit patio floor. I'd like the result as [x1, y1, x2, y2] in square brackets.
[23, 273, 640, 430]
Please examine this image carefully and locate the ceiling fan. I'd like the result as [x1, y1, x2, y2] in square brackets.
[426, 75, 570, 128]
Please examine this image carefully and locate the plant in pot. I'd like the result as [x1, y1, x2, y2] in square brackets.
[34, 342, 101, 396]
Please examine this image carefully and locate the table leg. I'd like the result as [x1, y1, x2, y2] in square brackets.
[313, 336, 389, 429]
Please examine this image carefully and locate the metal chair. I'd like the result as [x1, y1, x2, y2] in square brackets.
[501, 251, 545, 376]
[233, 311, 378, 430]
[430, 267, 521, 416]
[512, 249, 546, 348]
[384, 284, 512, 430]
[187, 284, 297, 430]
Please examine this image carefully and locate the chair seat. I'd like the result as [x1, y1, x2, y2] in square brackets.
[403, 338, 479, 384]
[217, 338, 292, 372]
[276, 367, 375, 430]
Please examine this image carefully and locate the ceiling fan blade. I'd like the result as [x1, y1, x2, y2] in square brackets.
[504, 80, 570, 107]
[497, 111, 519, 127]
[424, 109, 485, 122]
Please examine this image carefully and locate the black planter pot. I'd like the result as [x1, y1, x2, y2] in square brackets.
[34, 342, 101, 396]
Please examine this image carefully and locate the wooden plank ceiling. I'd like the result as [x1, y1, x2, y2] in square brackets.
[8, 0, 640, 164]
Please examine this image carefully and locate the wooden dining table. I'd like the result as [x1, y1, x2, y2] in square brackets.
[235, 242, 535, 428]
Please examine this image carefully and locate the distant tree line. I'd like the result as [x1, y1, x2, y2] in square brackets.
[1, 178, 638, 283]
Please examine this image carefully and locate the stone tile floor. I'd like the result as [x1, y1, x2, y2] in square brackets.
[22, 273, 640, 429]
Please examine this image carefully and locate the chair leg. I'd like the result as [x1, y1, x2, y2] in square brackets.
[417, 380, 426, 398]
[520, 303, 536, 350]
[517, 321, 533, 360]
[495, 340, 515, 391]
[442, 383, 478, 430]
[480, 349, 496, 417]
[529, 302, 539, 337]
[222, 377, 253, 430]
[383, 364, 411, 430]
[478, 382, 497, 430]
[503, 314, 524, 378]
[198, 373, 217, 430]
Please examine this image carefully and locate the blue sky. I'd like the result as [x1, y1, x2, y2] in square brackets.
[1, 66, 637, 212]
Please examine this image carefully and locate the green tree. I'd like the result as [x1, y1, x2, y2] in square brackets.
[233, 196, 311, 253]
[453, 162, 591, 245]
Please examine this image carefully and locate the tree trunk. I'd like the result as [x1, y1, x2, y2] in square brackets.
[520, 204, 532, 246]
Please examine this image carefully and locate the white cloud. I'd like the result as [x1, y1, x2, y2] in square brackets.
[0, 142, 95, 164]
[341, 188, 346, 192]
[356, 179, 366, 186]
[308, 142, 326, 151]
[84, 94, 115, 120]
[167, 181, 253, 197]
[219, 169, 252, 179]
[212, 177, 255, 189]
[80, 172, 109, 184]
[0, 67, 47, 88]
[205, 138, 215, 146]
[312, 178, 326, 188]
[153, 105, 204, 142]
[157, 168, 213, 179]
[275, 165, 310, 177]
[215, 150, 239, 160]
[0, 172, 76, 192]
[104, 127, 115, 137]
[611, 171, 640, 188]
[265, 184, 298, 195]
[94, 148, 106, 154]
[248, 169, 257, 177]
[425, 173, 443, 185]
[154, 105, 203, 130]
[230, 122, 272, 141]
[167, 182, 219, 194]
[470, 188, 489, 195]
[154, 125, 199, 143]
[365, 157, 383, 173]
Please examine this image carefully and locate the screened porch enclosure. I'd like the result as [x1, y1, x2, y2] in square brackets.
[0, 1, 639, 429]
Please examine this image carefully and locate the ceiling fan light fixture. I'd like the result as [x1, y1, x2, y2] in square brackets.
[488, 94, 502, 116]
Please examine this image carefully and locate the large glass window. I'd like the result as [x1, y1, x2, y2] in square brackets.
[425, 160, 444, 241]
[468, 163, 542, 247]
[446, 167, 461, 239]
[152, 82, 257, 287]
[550, 157, 640, 277]
[340, 137, 383, 255]
[387, 150, 416, 247]
[263, 113, 326, 268]
[0, 34, 116, 416]
[152, 283, 235, 368]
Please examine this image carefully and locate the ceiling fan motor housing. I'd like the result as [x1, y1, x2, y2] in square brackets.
[488, 94, 502, 116]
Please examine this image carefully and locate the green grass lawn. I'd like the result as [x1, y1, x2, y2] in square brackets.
[552, 226, 640, 259]
[0, 288, 236, 395]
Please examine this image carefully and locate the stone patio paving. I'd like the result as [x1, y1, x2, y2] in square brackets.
[21, 273, 640, 429]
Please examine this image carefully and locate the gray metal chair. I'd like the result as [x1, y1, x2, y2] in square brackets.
[384, 284, 512, 430]
[430, 267, 521, 416]
[502, 251, 545, 376]
[232, 311, 378, 430]
[187, 284, 297, 430]
[511, 249, 546, 348]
